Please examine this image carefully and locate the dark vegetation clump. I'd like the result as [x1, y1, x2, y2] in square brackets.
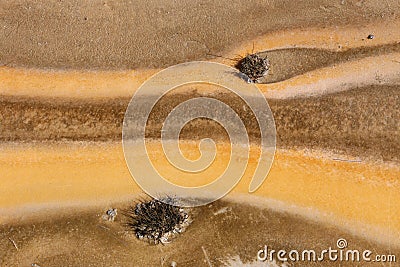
[236, 53, 270, 83]
[125, 197, 189, 244]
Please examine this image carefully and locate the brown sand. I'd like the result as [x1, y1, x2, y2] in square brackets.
[0, 0, 399, 265]
[0, 142, 399, 246]
[1, 0, 399, 70]
[0, 199, 398, 267]
[259, 46, 400, 84]
[0, 85, 398, 162]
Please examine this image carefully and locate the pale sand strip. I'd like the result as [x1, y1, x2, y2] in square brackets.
[1, 52, 399, 99]
[0, 67, 154, 99]
[260, 52, 400, 99]
[1, 21, 399, 99]
[221, 20, 400, 58]
[0, 141, 398, 246]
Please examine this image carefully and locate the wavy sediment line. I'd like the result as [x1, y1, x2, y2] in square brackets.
[260, 52, 400, 98]
[1, 54, 399, 101]
[0, 67, 157, 98]
[0, 18, 398, 254]
[1, 2, 399, 264]
[221, 20, 400, 59]
[2, 0, 398, 71]
[0, 142, 400, 247]
[1, 85, 398, 162]
[0, 141, 399, 247]
[1, 21, 399, 99]
[256, 44, 400, 84]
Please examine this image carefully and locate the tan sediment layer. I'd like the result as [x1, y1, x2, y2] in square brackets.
[1, 0, 399, 70]
[1, 52, 399, 100]
[1, 16, 399, 99]
[0, 141, 398, 247]
[1, 199, 396, 267]
[260, 52, 400, 98]
[222, 20, 400, 59]
[1, 85, 398, 161]
[255, 44, 400, 84]
[0, 66, 154, 99]
[1, 199, 398, 267]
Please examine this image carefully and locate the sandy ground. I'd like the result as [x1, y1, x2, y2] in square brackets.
[0, 0, 399, 266]
[0, 142, 399, 246]
[1, 199, 398, 267]
[0, 85, 398, 162]
[1, 0, 399, 70]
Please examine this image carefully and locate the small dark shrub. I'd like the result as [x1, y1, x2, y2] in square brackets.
[125, 197, 189, 244]
[236, 53, 269, 83]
